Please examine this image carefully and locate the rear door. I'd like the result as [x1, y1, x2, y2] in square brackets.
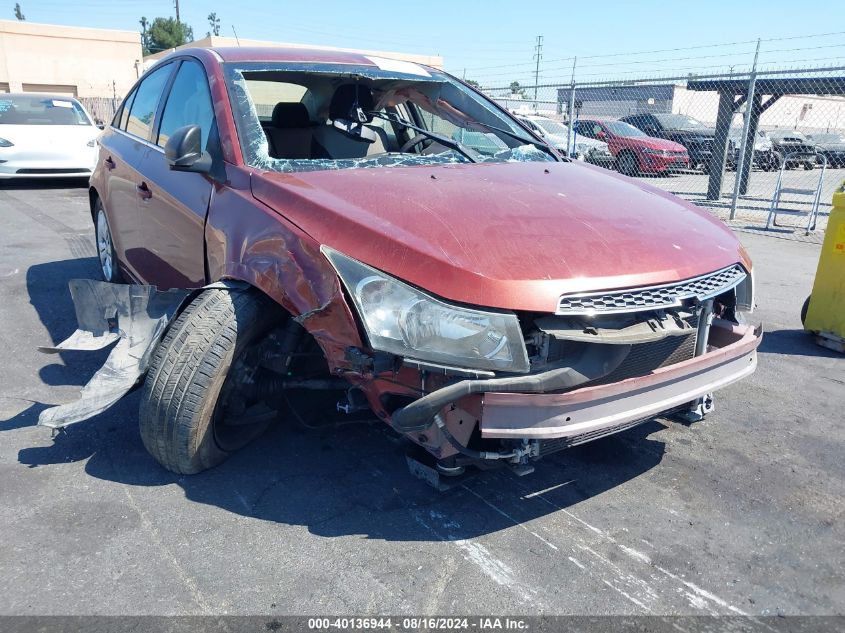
[101, 62, 175, 282]
[132, 58, 215, 288]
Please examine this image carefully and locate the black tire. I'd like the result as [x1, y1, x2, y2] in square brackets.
[616, 151, 639, 177]
[803, 161, 815, 171]
[94, 197, 123, 283]
[139, 287, 280, 474]
[801, 295, 811, 328]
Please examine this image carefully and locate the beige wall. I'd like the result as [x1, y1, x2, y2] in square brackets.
[672, 85, 845, 133]
[0, 20, 143, 99]
[144, 35, 442, 71]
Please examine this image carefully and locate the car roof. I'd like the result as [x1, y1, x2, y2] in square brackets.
[200, 46, 416, 68]
[1, 92, 82, 102]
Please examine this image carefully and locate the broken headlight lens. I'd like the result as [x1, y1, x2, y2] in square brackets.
[323, 246, 529, 373]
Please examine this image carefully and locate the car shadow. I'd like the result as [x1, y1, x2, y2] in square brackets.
[12, 380, 668, 540]
[10, 258, 668, 541]
[24, 257, 111, 387]
[758, 328, 843, 359]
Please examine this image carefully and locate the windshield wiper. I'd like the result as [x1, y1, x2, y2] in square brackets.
[368, 111, 481, 163]
[474, 121, 561, 160]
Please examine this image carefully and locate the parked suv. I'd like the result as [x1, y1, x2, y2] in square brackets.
[807, 132, 845, 168]
[620, 113, 725, 174]
[41, 47, 760, 484]
[573, 118, 689, 176]
[767, 129, 819, 170]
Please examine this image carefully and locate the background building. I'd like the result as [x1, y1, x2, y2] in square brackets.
[0, 19, 143, 120]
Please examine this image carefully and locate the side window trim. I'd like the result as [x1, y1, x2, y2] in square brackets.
[114, 87, 137, 131]
[124, 61, 175, 144]
[151, 59, 186, 146]
[154, 58, 215, 149]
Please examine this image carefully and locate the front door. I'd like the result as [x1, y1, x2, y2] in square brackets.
[131, 59, 215, 289]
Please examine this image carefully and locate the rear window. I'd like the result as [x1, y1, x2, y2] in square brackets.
[0, 95, 91, 125]
[246, 80, 307, 120]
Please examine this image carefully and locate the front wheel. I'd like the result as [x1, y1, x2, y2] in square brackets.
[139, 287, 281, 474]
[616, 152, 639, 176]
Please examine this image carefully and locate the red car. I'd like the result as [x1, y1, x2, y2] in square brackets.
[575, 119, 689, 176]
[40, 47, 760, 486]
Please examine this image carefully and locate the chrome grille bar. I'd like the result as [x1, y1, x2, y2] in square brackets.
[556, 264, 747, 316]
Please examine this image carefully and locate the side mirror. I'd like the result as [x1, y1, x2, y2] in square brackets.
[596, 130, 607, 140]
[165, 125, 212, 173]
[95, 118, 105, 130]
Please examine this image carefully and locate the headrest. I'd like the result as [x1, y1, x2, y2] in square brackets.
[271, 102, 311, 128]
[329, 84, 375, 122]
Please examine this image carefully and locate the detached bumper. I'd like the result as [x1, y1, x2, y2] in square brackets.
[480, 321, 761, 440]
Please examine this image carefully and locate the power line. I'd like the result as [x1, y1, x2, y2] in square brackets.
[461, 29, 845, 73]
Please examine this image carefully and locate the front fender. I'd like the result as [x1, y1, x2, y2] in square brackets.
[204, 174, 363, 370]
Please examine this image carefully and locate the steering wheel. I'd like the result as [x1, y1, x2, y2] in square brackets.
[400, 133, 432, 154]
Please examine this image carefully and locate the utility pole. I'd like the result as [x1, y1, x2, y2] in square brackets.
[567, 57, 577, 156]
[533, 35, 543, 110]
[729, 38, 761, 220]
[174, 0, 180, 23]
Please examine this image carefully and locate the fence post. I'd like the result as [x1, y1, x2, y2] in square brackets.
[730, 39, 761, 221]
[567, 57, 577, 156]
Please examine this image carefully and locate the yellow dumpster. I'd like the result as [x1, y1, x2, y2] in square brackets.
[803, 180, 845, 353]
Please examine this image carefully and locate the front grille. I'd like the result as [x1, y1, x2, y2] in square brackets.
[556, 264, 746, 315]
[588, 322, 698, 386]
[16, 168, 91, 174]
[538, 405, 690, 455]
[538, 417, 653, 454]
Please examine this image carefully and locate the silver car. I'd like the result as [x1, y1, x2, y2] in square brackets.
[518, 115, 615, 168]
[0, 93, 101, 179]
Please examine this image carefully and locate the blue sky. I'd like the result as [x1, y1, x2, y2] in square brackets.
[7, 0, 845, 86]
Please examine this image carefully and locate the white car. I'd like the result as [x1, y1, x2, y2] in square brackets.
[517, 115, 615, 168]
[0, 93, 101, 179]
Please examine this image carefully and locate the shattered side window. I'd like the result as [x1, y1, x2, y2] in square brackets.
[223, 62, 556, 173]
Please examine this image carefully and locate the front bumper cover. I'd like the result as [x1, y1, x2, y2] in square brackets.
[481, 321, 761, 439]
[392, 320, 761, 439]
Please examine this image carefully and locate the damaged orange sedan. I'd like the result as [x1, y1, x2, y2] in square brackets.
[39, 47, 761, 487]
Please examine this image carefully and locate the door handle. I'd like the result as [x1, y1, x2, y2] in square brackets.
[136, 182, 152, 200]
[104, 156, 116, 170]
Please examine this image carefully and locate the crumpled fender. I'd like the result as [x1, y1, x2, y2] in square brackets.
[205, 179, 364, 371]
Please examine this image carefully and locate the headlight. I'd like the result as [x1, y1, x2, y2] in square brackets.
[0, 137, 13, 148]
[322, 246, 530, 373]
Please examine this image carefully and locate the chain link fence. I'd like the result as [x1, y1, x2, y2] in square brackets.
[481, 65, 845, 238]
[78, 96, 119, 126]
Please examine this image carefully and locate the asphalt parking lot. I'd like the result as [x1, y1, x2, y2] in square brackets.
[0, 180, 843, 616]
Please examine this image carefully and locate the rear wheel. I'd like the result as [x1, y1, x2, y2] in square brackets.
[139, 287, 281, 474]
[94, 198, 122, 283]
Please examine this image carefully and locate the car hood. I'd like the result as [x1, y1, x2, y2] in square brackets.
[665, 128, 716, 139]
[0, 124, 99, 148]
[251, 161, 747, 313]
[633, 136, 688, 152]
[818, 143, 845, 151]
[546, 133, 607, 151]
